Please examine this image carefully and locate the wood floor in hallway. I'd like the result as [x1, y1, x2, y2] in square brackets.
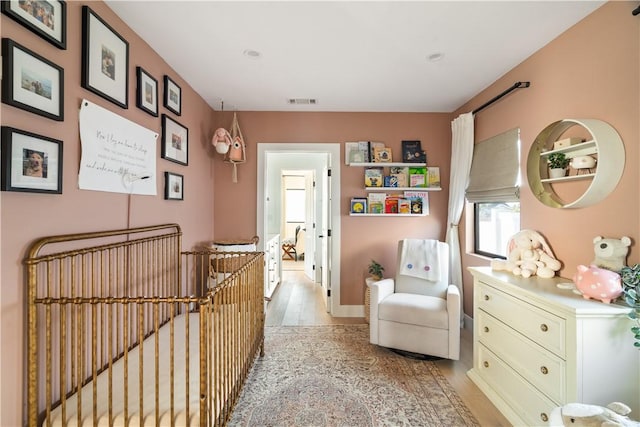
[265, 265, 511, 426]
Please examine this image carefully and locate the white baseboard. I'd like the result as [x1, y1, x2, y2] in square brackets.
[332, 304, 364, 318]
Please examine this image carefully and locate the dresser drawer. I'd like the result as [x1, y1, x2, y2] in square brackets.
[477, 343, 558, 426]
[478, 310, 565, 403]
[477, 282, 566, 358]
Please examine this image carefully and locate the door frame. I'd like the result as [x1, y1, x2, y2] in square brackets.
[257, 143, 342, 316]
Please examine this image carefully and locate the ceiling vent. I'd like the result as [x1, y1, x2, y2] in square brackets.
[287, 98, 317, 105]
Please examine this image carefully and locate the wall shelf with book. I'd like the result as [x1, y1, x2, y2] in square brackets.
[365, 186, 441, 192]
[349, 212, 428, 217]
[349, 162, 426, 168]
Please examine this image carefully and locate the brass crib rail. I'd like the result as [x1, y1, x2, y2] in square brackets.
[25, 224, 264, 427]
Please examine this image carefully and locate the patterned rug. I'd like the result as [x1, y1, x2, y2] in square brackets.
[228, 325, 479, 426]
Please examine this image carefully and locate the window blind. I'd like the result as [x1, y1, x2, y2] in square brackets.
[465, 127, 520, 203]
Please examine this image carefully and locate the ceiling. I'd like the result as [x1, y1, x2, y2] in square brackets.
[105, 1, 605, 113]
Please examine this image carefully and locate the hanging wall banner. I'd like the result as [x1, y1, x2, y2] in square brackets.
[78, 99, 157, 195]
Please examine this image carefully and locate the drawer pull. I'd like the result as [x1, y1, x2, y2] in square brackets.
[484, 295, 490, 301]
[540, 413, 548, 422]
[483, 326, 489, 333]
[540, 366, 549, 375]
[540, 323, 548, 332]
[483, 361, 489, 368]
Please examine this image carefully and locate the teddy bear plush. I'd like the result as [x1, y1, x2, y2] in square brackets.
[491, 229, 561, 278]
[548, 401, 640, 427]
[592, 236, 631, 273]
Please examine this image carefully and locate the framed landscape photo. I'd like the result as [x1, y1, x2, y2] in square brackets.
[136, 66, 158, 116]
[1, 38, 64, 121]
[161, 114, 188, 165]
[164, 172, 184, 200]
[1, 0, 66, 49]
[81, 5, 129, 108]
[1, 126, 63, 194]
[163, 75, 181, 116]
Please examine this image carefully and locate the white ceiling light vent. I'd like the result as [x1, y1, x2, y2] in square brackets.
[287, 98, 318, 105]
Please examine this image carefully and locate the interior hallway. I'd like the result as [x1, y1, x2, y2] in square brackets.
[264, 264, 510, 426]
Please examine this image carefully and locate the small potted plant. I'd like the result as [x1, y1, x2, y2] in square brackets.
[547, 152, 570, 178]
[365, 260, 385, 323]
[368, 259, 384, 280]
[620, 264, 640, 349]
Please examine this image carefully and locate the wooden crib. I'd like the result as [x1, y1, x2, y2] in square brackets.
[25, 224, 264, 427]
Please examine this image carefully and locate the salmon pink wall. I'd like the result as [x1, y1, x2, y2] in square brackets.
[1, 3, 217, 424]
[212, 111, 453, 304]
[456, 1, 639, 316]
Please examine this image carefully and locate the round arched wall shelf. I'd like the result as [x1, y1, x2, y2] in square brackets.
[526, 119, 625, 208]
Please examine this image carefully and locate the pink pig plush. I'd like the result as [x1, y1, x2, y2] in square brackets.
[572, 265, 623, 304]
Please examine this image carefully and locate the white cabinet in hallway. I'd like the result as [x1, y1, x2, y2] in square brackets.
[265, 234, 281, 299]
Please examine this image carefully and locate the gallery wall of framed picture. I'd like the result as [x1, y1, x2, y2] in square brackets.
[1, 1, 196, 201]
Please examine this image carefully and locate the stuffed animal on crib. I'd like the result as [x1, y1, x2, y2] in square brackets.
[211, 128, 232, 154]
[490, 229, 561, 278]
[572, 265, 622, 304]
[592, 236, 631, 273]
[548, 401, 640, 427]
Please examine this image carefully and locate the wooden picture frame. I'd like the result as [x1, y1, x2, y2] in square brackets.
[136, 66, 158, 117]
[1, 126, 63, 194]
[164, 171, 184, 200]
[81, 5, 129, 109]
[1, 38, 64, 121]
[161, 114, 188, 166]
[1, 0, 66, 49]
[163, 75, 181, 116]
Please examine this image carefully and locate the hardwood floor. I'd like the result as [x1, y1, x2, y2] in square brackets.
[265, 267, 511, 427]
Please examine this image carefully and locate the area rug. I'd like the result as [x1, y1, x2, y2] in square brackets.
[228, 325, 479, 426]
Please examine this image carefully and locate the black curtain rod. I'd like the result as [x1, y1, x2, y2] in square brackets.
[633, 4, 640, 15]
[472, 81, 531, 115]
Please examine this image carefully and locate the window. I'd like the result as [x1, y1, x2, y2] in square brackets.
[474, 202, 520, 258]
[285, 189, 305, 222]
[466, 128, 521, 258]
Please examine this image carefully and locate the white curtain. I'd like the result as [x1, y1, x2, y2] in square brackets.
[445, 112, 474, 326]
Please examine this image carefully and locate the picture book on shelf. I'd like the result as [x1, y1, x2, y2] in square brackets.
[390, 166, 408, 187]
[404, 190, 429, 215]
[383, 175, 398, 187]
[427, 167, 440, 188]
[409, 167, 427, 187]
[350, 198, 367, 214]
[345, 142, 365, 164]
[385, 197, 399, 214]
[398, 199, 411, 214]
[402, 140, 426, 163]
[368, 193, 386, 214]
[364, 167, 383, 187]
[373, 146, 393, 163]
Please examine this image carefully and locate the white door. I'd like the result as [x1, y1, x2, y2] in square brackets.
[304, 171, 315, 279]
[320, 166, 331, 311]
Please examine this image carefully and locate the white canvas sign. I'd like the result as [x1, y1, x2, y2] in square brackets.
[78, 99, 157, 195]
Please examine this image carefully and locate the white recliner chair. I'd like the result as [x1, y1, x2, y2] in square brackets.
[369, 239, 460, 360]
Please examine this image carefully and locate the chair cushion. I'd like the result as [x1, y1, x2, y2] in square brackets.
[378, 293, 448, 329]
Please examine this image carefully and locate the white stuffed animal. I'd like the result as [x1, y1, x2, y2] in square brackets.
[491, 229, 561, 278]
[592, 236, 631, 273]
[548, 401, 640, 427]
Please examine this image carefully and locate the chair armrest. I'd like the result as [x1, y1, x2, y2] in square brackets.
[446, 284, 461, 360]
[370, 278, 395, 304]
[369, 278, 395, 345]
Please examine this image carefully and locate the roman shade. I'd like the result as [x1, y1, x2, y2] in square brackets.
[465, 127, 520, 203]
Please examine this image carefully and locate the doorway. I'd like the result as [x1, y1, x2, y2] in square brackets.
[257, 143, 341, 316]
[281, 171, 315, 278]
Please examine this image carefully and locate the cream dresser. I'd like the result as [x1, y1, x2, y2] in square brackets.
[468, 267, 639, 426]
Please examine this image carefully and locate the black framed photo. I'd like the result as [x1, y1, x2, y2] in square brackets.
[1, 0, 66, 49]
[164, 172, 184, 200]
[1, 126, 63, 194]
[161, 114, 188, 165]
[1, 38, 64, 121]
[81, 5, 129, 109]
[136, 66, 158, 117]
[163, 75, 181, 116]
